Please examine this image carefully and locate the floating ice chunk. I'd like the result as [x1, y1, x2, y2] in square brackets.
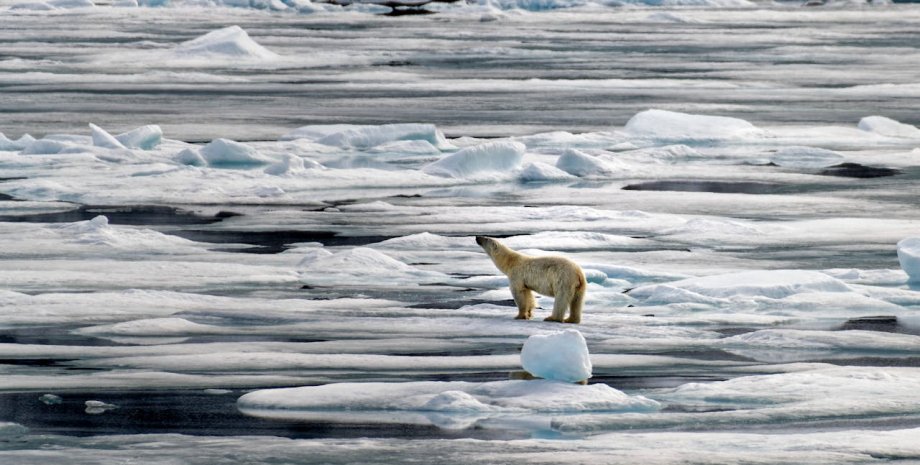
[174, 148, 206, 166]
[897, 237, 920, 282]
[858, 116, 920, 138]
[89, 123, 127, 150]
[624, 109, 764, 141]
[555, 149, 624, 177]
[115, 125, 162, 150]
[174, 26, 279, 60]
[0, 423, 28, 438]
[518, 161, 577, 182]
[521, 330, 592, 383]
[39, 394, 62, 405]
[770, 146, 845, 169]
[200, 138, 272, 167]
[50, 215, 202, 252]
[422, 141, 524, 179]
[477, 0, 589, 10]
[0, 133, 35, 151]
[238, 379, 657, 414]
[264, 154, 323, 175]
[85, 400, 117, 414]
[629, 270, 852, 302]
[112, 0, 138, 6]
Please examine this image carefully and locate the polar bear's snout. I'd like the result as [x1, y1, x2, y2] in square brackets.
[475, 236, 488, 247]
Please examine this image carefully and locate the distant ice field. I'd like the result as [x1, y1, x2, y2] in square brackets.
[1, 4, 920, 140]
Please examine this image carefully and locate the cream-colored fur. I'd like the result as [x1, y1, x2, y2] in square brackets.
[476, 236, 586, 324]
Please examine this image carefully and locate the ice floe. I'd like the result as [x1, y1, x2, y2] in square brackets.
[174, 26, 279, 61]
[238, 379, 659, 418]
[423, 140, 525, 179]
[897, 237, 920, 282]
[624, 109, 765, 142]
[858, 115, 920, 138]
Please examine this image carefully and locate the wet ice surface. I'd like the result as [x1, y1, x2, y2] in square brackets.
[4, 3, 920, 464]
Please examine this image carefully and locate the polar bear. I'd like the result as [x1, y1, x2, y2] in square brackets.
[476, 236, 586, 324]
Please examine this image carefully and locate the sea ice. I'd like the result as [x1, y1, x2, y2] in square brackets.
[198, 138, 272, 167]
[520, 329, 592, 383]
[858, 115, 920, 138]
[237, 379, 658, 414]
[555, 149, 625, 177]
[629, 270, 852, 302]
[263, 154, 324, 175]
[89, 123, 127, 150]
[422, 140, 525, 179]
[0, 133, 36, 151]
[770, 146, 845, 168]
[518, 161, 577, 182]
[115, 125, 162, 150]
[897, 237, 920, 282]
[299, 247, 446, 286]
[624, 109, 764, 141]
[281, 123, 454, 151]
[174, 26, 279, 60]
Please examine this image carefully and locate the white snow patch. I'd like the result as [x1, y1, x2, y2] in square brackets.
[174, 26, 279, 60]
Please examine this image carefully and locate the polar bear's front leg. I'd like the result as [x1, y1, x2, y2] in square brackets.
[511, 285, 536, 320]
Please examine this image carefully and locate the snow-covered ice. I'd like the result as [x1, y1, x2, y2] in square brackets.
[2, 3, 920, 464]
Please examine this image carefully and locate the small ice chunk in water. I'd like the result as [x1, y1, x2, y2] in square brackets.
[770, 146, 845, 169]
[858, 116, 920, 138]
[39, 394, 62, 405]
[85, 400, 117, 414]
[520, 329, 592, 383]
[422, 140, 524, 178]
[624, 109, 764, 141]
[422, 390, 494, 412]
[897, 237, 920, 282]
